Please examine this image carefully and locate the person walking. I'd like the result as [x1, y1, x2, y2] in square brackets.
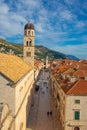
[50, 111, 52, 116]
[47, 111, 49, 116]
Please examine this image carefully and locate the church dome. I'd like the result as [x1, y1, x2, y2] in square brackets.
[24, 23, 34, 30]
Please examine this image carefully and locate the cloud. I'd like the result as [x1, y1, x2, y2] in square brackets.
[0, 0, 27, 37]
[15, 0, 42, 18]
[0, 0, 87, 59]
[0, 3, 9, 14]
[0, 13, 26, 37]
[0, 0, 48, 36]
[53, 43, 87, 59]
[59, 10, 73, 21]
[64, 0, 76, 5]
[75, 21, 85, 29]
[35, 23, 45, 33]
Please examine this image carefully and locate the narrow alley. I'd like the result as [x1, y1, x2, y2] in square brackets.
[27, 69, 62, 130]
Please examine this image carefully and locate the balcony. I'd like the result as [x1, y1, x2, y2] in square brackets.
[66, 120, 85, 127]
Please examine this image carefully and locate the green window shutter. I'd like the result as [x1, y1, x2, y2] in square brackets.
[75, 100, 80, 104]
[75, 111, 80, 120]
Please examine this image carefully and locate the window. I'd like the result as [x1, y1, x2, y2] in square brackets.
[26, 41, 28, 46]
[28, 31, 30, 35]
[29, 41, 32, 46]
[75, 100, 80, 104]
[75, 111, 80, 120]
[26, 52, 31, 57]
[74, 127, 80, 130]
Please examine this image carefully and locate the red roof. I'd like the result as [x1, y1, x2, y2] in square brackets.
[67, 79, 87, 95]
[61, 81, 76, 93]
[73, 69, 87, 77]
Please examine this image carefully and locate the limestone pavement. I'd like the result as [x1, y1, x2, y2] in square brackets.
[27, 69, 63, 130]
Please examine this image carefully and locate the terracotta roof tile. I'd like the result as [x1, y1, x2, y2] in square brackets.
[64, 68, 75, 74]
[0, 53, 32, 83]
[67, 79, 87, 95]
[73, 69, 87, 77]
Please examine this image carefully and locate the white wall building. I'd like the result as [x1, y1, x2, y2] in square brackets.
[51, 72, 87, 130]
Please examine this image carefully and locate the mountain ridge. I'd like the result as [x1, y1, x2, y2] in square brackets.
[66, 54, 80, 61]
[0, 38, 79, 60]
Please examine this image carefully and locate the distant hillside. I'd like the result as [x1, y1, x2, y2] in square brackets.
[35, 45, 67, 60]
[66, 55, 80, 61]
[0, 38, 70, 60]
[0, 38, 23, 56]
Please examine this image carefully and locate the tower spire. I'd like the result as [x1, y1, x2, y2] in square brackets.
[23, 22, 35, 67]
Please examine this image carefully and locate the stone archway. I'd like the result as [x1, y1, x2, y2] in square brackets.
[74, 126, 80, 130]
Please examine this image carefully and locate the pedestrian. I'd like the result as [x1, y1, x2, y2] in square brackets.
[47, 111, 49, 116]
[50, 111, 52, 116]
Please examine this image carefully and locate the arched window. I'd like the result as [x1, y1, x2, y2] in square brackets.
[29, 41, 32, 46]
[28, 31, 30, 35]
[74, 127, 80, 130]
[26, 41, 28, 46]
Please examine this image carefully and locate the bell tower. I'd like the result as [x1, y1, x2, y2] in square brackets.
[23, 23, 35, 67]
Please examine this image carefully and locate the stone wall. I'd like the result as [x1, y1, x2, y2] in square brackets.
[0, 104, 14, 130]
[65, 95, 87, 130]
[0, 74, 15, 115]
[14, 69, 34, 130]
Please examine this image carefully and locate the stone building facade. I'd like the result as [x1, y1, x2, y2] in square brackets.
[0, 103, 14, 130]
[51, 75, 87, 130]
[0, 23, 35, 130]
[45, 56, 49, 69]
[0, 53, 34, 130]
[23, 23, 35, 67]
[50, 60, 87, 130]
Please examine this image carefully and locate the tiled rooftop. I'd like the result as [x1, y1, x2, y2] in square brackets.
[64, 68, 75, 74]
[51, 59, 87, 95]
[67, 79, 87, 95]
[73, 69, 87, 77]
[0, 53, 32, 83]
[34, 59, 43, 71]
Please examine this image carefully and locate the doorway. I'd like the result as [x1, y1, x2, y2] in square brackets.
[74, 127, 80, 130]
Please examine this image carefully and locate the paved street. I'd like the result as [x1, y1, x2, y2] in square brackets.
[27, 69, 63, 130]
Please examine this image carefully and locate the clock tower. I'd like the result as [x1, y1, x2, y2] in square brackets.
[23, 23, 35, 67]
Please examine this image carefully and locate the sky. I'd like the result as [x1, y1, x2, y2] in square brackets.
[0, 0, 87, 59]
